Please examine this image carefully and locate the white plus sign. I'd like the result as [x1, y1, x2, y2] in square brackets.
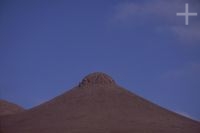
[176, 3, 198, 25]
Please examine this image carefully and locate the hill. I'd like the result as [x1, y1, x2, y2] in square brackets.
[1, 72, 200, 133]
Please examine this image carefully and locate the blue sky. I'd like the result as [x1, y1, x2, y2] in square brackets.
[0, 0, 200, 120]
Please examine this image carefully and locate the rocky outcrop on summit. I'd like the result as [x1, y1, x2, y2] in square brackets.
[0, 72, 200, 133]
[79, 72, 115, 87]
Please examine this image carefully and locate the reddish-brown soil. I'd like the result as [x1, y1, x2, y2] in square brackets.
[0, 72, 200, 133]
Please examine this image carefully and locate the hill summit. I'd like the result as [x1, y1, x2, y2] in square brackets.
[79, 72, 115, 87]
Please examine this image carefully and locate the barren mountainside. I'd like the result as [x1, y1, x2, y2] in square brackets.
[0, 72, 200, 133]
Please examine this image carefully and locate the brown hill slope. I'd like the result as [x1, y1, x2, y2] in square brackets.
[0, 72, 200, 133]
[0, 99, 24, 116]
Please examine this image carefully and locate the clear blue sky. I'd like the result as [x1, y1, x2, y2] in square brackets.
[0, 0, 200, 120]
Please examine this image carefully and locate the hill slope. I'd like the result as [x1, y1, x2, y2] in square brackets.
[0, 100, 24, 116]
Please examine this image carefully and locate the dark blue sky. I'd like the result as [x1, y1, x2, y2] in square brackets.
[0, 0, 200, 120]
